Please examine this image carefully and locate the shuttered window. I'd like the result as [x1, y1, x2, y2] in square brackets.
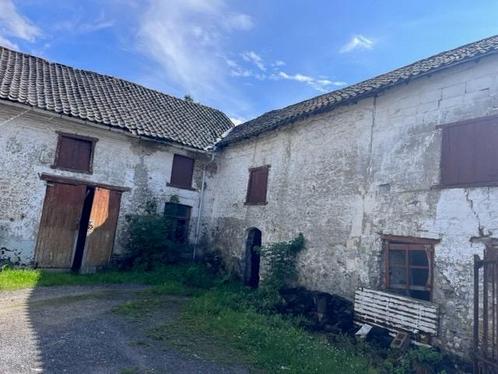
[384, 238, 434, 301]
[170, 154, 194, 189]
[246, 166, 269, 205]
[53, 133, 96, 173]
[441, 118, 498, 187]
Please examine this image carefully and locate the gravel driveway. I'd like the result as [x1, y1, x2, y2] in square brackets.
[0, 285, 249, 374]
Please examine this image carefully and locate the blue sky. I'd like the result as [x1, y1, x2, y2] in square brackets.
[1, 1, 498, 123]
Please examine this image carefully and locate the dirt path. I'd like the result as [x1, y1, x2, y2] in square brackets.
[0, 285, 250, 374]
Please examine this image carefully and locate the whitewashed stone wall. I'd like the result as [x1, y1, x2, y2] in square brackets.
[201, 53, 498, 356]
[0, 104, 207, 265]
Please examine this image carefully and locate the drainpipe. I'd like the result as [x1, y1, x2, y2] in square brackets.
[193, 151, 216, 260]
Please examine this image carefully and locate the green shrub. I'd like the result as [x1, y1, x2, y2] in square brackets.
[253, 233, 305, 311]
[123, 214, 179, 269]
[122, 199, 190, 270]
[261, 233, 305, 291]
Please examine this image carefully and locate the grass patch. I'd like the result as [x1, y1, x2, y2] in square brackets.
[103, 268, 375, 372]
[179, 286, 376, 373]
[0, 264, 213, 291]
[147, 321, 252, 366]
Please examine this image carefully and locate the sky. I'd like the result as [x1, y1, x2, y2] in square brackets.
[1, 1, 498, 124]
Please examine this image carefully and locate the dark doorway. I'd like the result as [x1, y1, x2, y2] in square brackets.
[72, 186, 95, 271]
[244, 228, 262, 288]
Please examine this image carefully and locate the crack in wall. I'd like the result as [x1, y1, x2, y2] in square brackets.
[464, 188, 484, 236]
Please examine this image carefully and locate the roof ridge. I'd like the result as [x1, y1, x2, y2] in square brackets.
[0, 45, 233, 149]
[220, 34, 498, 146]
[0, 44, 226, 116]
[250, 34, 498, 122]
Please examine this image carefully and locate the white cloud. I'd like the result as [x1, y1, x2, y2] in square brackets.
[276, 71, 346, 92]
[226, 49, 345, 93]
[80, 20, 114, 33]
[224, 13, 253, 31]
[53, 17, 114, 34]
[340, 34, 374, 53]
[241, 50, 266, 71]
[74, 12, 115, 34]
[226, 58, 254, 77]
[0, 0, 40, 49]
[137, 0, 253, 110]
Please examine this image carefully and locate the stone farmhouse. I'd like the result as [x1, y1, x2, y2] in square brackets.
[0, 46, 233, 271]
[3, 35, 498, 358]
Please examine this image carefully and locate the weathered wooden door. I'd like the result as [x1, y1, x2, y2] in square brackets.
[80, 187, 122, 272]
[35, 183, 87, 268]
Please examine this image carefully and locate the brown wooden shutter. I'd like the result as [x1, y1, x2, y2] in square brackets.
[474, 121, 498, 182]
[441, 120, 498, 186]
[54, 135, 94, 173]
[170, 154, 194, 189]
[246, 166, 269, 204]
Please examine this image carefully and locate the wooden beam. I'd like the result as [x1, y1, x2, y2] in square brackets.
[40, 173, 131, 192]
[380, 234, 441, 244]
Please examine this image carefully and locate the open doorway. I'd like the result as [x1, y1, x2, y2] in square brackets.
[72, 187, 95, 271]
[35, 178, 124, 271]
[244, 228, 262, 288]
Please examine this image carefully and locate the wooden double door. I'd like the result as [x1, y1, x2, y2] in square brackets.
[34, 181, 122, 272]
